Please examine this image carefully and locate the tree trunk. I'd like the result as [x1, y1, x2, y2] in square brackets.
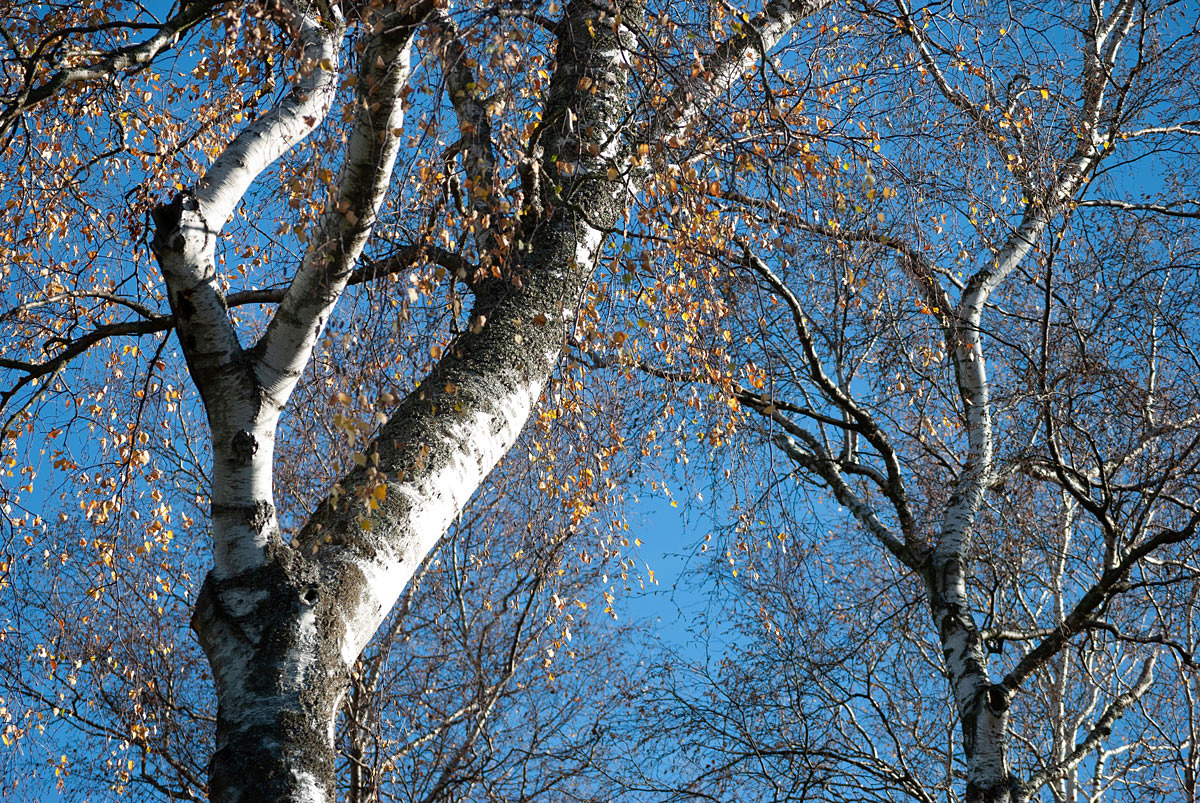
[143, 0, 834, 795]
[928, 554, 1019, 803]
[193, 553, 347, 803]
[172, 3, 641, 799]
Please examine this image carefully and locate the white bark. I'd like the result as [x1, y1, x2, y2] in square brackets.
[196, 11, 342, 232]
[254, 36, 417, 407]
[334, 371, 548, 664]
[183, 3, 640, 800]
[151, 0, 834, 798]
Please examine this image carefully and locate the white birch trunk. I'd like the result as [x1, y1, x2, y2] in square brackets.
[167, 3, 641, 800]
[149, 0, 831, 798]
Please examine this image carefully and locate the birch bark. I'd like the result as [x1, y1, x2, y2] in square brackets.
[144, 0, 833, 798]
[155, 2, 641, 799]
[742, 2, 1172, 799]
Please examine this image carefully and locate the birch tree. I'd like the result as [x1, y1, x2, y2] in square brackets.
[599, 0, 1200, 800]
[0, 0, 833, 799]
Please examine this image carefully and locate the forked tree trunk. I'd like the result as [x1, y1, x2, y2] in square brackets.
[149, 0, 833, 796]
[168, 3, 640, 799]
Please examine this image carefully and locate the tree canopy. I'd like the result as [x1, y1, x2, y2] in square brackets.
[2, 0, 1199, 802]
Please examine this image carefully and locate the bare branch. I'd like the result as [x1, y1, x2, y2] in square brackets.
[1025, 656, 1157, 794]
[773, 427, 923, 570]
[1076, 198, 1200, 218]
[0, 243, 475, 426]
[0, 0, 227, 144]
[739, 241, 920, 548]
[1004, 513, 1200, 691]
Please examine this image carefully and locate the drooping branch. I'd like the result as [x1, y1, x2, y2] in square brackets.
[710, 187, 960, 334]
[739, 243, 920, 549]
[0, 243, 475, 425]
[0, 317, 167, 438]
[570, 341, 912, 535]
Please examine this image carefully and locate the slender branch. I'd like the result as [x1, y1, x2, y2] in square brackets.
[1024, 656, 1156, 794]
[1121, 119, 1200, 137]
[739, 242, 920, 547]
[252, 2, 435, 405]
[1003, 512, 1200, 691]
[646, 0, 833, 148]
[774, 427, 924, 570]
[1076, 198, 1200, 218]
[0, 246, 473, 420]
[0, 290, 160, 322]
[892, 0, 1027, 188]
[0, 0, 227, 144]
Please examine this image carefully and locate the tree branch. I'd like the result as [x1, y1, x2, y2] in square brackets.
[194, 6, 344, 232]
[774, 427, 924, 570]
[1024, 656, 1156, 794]
[252, 2, 434, 406]
[646, 0, 833, 148]
[1003, 513, 1200, 691]
[151, 3, 344, 414]
[1076, 198, 1200, 218]
[0, 244, 476, 424]
[0, 0, 227, 145]
[739, 242, 920, 548]
[428, 9, 497, 233]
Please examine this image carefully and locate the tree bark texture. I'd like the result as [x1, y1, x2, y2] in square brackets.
[163, 2, 642, 799]
[142, 0, 840, 797]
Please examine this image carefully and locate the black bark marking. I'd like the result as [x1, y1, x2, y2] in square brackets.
[209, 500, 275, 537]
[248, 499, 273, 533]
[175, 289, 197, 320]
[150, 192, 185, 248]
[986, 683, 1008, 713]
[231, 429, 259, 464]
